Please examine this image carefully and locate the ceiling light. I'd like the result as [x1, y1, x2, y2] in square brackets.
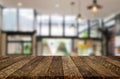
[55, 4, 60, 8]
[92, 6, 98, 12]
[87, 0, 102, 13]
[70, 2, 75, 27]
[77, 14, 82, 22]
[77, 0, 82, 22]
[17, 2, 22, 7]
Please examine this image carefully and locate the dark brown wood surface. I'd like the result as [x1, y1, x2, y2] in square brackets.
[0, 56, 120, 79]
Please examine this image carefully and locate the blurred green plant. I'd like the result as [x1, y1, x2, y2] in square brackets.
[58, 42, 69, 56]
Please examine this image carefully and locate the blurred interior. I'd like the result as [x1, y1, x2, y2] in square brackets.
[0, 0, 120, 56]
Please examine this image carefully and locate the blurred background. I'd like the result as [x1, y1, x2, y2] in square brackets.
[0, 0, 120, 56]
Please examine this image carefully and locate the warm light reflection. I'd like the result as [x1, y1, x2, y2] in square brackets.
[77, 14, 82, 23]
[92, 6, 98, 13]
[77, 18, 82, 23]
[17, 2, 22, 7]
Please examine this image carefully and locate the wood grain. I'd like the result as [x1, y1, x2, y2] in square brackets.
[0, 56, 35, 79]
[0, 56, 120, 79]
[7, 57, 43, 79]
[71, 57, 101, 78]
[47, 56, 63, 79]
[62, 56, 83, 79]
[29, 56, 53, 79]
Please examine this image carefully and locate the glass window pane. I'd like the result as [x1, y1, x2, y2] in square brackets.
[8, 43, 22, 54]
[79, 31, 89, 38]
[104, 20, 115, 28]
[78, 20, 89, 38]
[19, 9, 34, 32]
[115, 19, 120, 34]
[3, 8, 17, 31]
[90, 19, 101, 38]
[65, 16, 77, 36]
[36, 16, 41, 35]
[41, 15, 49, 36]
[23, 42, 32, 55]
[51, 15, 63, 36]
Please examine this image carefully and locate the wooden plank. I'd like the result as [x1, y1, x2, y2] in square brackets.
[62, 56, 83, 79]
[71, 57, 102, 79]
[47, 56, 63, 79]
[90, 56, 120, 76]
[0, 56, 26, 71]
[7, 57, 43, 79]
[0, 56, 9, 61]
[0, 56, 18, 63]
[84, 57, 119, 78]
[0, 56, 35, 79]
[102, 57, 120, 67]
[100, 56, 120, 76]
[29, 56, 53, 79]
[109, 57, 120, 62]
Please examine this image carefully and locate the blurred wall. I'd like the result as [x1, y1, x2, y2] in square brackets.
[1, 32, 7, 56]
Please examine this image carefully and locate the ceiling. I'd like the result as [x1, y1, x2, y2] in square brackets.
[0, 0, 120, 19]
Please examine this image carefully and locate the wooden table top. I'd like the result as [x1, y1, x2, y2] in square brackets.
[0, 56, 120, 79]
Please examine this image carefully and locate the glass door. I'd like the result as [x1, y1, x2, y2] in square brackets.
[42, 38, 72, 56]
